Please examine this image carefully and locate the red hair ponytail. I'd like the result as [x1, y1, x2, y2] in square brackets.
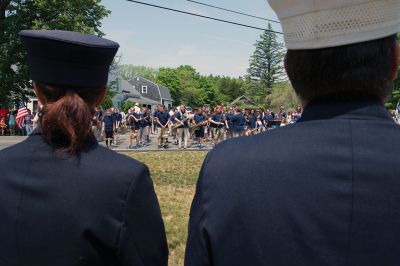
[36, 83, 105, 155]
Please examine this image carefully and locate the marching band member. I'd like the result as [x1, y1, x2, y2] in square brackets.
[193, 108, 207, 149]
[156, 105, 170, 149]
[209, 105, 224, 146]
[175, 105, 190, 149]
[102, 109, 114, 147]
[231, 108, 245, 137]
[247, 109, 258, 136]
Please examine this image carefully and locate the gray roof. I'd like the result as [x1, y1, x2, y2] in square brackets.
[125, 96, 159, 105]
[119, 80, 142, 97]
[231, 95, 256, 106]
[131, 76, 172, 101]
[159, 85, 172, 101]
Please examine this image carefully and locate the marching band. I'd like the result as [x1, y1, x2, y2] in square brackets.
[97, 103, 304, 150]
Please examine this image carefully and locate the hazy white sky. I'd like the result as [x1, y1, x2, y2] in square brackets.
[100, 0, 282, 78]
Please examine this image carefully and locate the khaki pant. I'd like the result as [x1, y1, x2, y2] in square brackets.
[158, 127, 168, 143]
[211, 127, 222, 141]
[177, 127, 189, 148]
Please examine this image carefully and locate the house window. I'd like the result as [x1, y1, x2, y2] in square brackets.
[142, 86, 148, 94]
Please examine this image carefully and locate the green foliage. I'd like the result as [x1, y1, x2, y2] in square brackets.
[156, 67, 181, 106]
[120, 65, 158, 81]
[0, 0, 110, 105]
[386, 33, 400, 110]
[122, 100, 134, 113]
[100, 90, 115, 110]
[266, 82, 301, 111]
[247, 23, 285, 102]
[215, 76, 245, 102]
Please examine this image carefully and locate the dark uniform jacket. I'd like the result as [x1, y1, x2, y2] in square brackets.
[185, 99, 400, 266]
[0, 131, 168, 266]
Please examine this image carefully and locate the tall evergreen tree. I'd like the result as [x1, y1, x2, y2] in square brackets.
[247, 23, 285, 90]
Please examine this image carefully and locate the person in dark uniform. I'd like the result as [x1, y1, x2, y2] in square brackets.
[156, 105, 170, 149]
[231, 108, 245, 138]
[224, 107, 235, 139]
[102, 109, 114, 147]
[0, 30, 168, 266]
[209, 105, 225, 146]
[247, 109, 257, 135]
[185, 0, 400, 265]
[193, 108, 207, 149]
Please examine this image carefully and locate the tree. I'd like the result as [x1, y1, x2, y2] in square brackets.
[386, 33, 400, 110]
[216, 77, 245, 103]
[156, 67, 181, 106]
[122, 101, 134, 113]
[266, 82, 300, 111]
[247, 23, 285, 92]
[120, 65, 158, 81]
[0, 0, 110, 106]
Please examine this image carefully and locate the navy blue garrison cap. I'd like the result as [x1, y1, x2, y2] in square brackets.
[19, 30, 119, 88]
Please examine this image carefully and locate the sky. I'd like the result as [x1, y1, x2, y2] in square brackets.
[100, 0, 282, 78]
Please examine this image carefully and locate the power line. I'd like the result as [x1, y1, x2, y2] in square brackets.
[126, 0, 283, 34]
[186, 0, 280, 24]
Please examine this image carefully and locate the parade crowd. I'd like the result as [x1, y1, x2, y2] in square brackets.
[95, 103, 304, 150]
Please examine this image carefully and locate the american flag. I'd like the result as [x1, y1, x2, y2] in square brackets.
[15, 101, 28, 129]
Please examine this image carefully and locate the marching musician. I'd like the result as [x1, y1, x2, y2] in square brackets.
[263, 109, 273, 130]
[224, 107, 235, 139]
[247, 109, 257, 136]
[127, 108, 141, 149]
[175, 105, 190, 149]
[193, 108, 207, 149]
[231, 108, 245, 137]
[141, 107, 151, 144]
[156, 105, 170, 149]
[102, 109, 114, 147]
[209, 105, 224, 146]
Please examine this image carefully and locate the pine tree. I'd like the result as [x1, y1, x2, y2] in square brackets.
[247, 23, 285, 90]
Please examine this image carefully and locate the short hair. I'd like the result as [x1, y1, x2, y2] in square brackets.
[285, 35, 397, 102]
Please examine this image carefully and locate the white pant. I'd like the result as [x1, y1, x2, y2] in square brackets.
[177, 127, 189, 148]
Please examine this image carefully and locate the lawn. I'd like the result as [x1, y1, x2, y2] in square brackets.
[126, 151, 208, 266]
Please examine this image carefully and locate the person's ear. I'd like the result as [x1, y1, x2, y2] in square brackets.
[95, 87, 107, 107]
[33, 83, 46, 105]
[391, 40, 399, 81]
[284, 52, 288, 75]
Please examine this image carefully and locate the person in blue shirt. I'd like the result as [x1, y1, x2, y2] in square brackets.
[193, 108, 207, 149]
[140, 107, 151, 145]
[152, 104, 161, 135]
[170, 108, 178, 145]
[224, 107, 235, 139]
[231, 108, 245, 137]
[102, 109, 114, 147]
[156, 105, 170, 148]
[209, 105, 225, 146]
[263, 109, 274, 130]
[247, 109, 258, 136]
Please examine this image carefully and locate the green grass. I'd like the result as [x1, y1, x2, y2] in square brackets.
[125, 151, 208, 266]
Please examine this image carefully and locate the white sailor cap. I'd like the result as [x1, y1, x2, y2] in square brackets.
[267, 0, 400, 50]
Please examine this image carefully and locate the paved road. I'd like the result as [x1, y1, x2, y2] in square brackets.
[0, 133, 212, 152]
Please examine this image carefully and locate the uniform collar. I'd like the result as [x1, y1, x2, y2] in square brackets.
[298, 98, 393, 123]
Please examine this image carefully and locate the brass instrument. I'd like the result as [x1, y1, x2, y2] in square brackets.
[172, 114, 193, 130]
[190, 120, 208, 131]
